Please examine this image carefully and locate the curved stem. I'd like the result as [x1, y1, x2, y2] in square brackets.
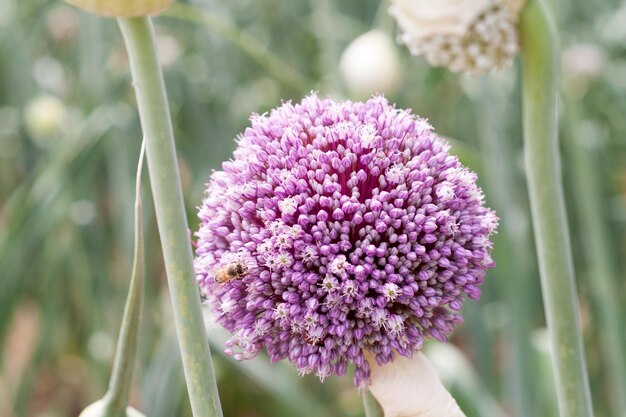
[105, 141, 146, 414]
[164, 3, 310, 93]
[519, 1, 593, 416]
[117, 17, 223, 417]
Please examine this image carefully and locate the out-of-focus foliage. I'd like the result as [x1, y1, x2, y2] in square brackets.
[0, 0, 624, 416]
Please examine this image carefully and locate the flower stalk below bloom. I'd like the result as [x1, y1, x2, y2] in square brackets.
[519, 0, 593, 415]
[117, 16, 223, 417]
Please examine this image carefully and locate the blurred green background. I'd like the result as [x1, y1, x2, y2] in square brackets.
[1, 0, 625, 416]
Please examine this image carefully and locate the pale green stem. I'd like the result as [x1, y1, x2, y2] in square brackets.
[519, 1, 594, 416]
[373, 0, 394, 32]
[361, 388, 382, 417]
[164, 3, 310, 93]
[309, 0, 342, 94]
[479, 79, 535, 417]
[103, 141, 146, 415]
[117, 17, 223, 417]
[563, 102, 626, 417]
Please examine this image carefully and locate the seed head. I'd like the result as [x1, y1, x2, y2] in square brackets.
[390, 0, 526, 76]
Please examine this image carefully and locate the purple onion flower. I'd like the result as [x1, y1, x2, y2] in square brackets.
[194, 94, 497, 386]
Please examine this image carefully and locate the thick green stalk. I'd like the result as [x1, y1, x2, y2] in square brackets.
[564, 105, 626, 417]
[117, 17, 223, 417]
[519, 1, 593, 416]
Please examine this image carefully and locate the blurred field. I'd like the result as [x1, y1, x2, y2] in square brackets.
[0, 0, 625, 416]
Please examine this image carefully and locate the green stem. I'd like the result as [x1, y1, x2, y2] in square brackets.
[361, 388, 382, 417]
[309, 0, 342, 94]
[479, 79, 535, 417]
[117, 17, 223, 417]
[164, 3, 310, 93]
[563, 103, 626, 417]
[519, 1, 594, 416]
[372, 0, 394, 32]
[105, 141, 146, 414]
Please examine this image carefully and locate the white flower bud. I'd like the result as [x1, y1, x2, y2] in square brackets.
[340, 30, 401, 96]
[47, 6, 79, 43]
[23, 95, 67, 146]
[79, 399, 146, 417]
[562, 43, 607, 81]
[390, 0, 526, 76]
[156, 33, 182, 68]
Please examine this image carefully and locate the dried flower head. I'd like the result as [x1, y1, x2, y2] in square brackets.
[195, 95, 497, 386]
[390, 0, 526, 76]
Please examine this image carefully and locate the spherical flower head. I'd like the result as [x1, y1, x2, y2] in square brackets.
[390, 0, 526, 76]
[194, 94, 498, 386]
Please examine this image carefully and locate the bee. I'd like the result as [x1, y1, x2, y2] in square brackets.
[214, 262, 249, 284]
[303, 336, 323, 346]
[302, 332, 324, 347]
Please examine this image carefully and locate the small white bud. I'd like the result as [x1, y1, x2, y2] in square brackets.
[23, 95, 67, 146]
[79, 399, 146, 417]
[340, 30, 401, 96]
[562, 43, 607, 81]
